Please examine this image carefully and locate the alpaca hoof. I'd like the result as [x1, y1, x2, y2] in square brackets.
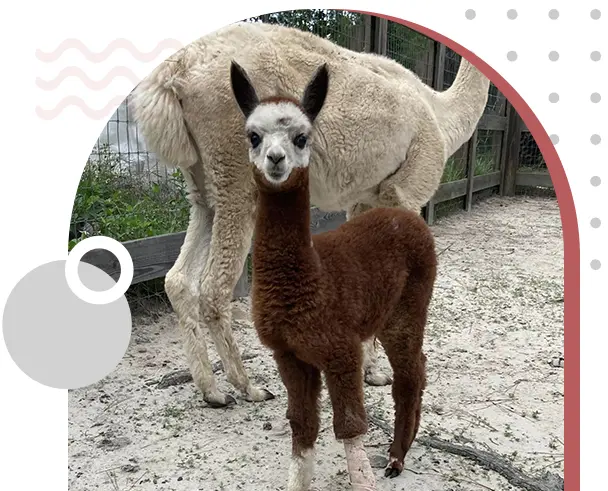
[204, 392, 237, 408]
[245, 387, 275, 403]
[364, 370, 393, 387]
[384, 457, 403, 478]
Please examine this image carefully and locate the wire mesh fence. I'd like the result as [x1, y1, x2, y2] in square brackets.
[252, 10, 368, 51]
[475, 129, 503, 176]
[72, 10, 549, 310]
[519, 130, 547, 172]
[386, 22, 435, 85]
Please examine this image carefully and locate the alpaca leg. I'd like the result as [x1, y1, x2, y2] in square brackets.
[374, 129, 446, 213]
[201, 201, 274, 403]
[361, 338, 392, 387]
[410, 352, 427, 446]
[377, 277, 433, 478]
[165, 201, 233, 407]
[324, 351, 376, 490]
[380, 348, 426, 478]
[346, 203, 392, 388]
[274, 351, 322, 491]
[324, 359, 367, 439]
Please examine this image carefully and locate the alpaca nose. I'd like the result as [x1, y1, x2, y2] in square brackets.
[266, 151, 285, 166]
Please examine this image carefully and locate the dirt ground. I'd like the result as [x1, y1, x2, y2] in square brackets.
[68, 195, 565, 491]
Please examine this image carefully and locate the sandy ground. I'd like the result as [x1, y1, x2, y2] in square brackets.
[68, 195, 564, 491]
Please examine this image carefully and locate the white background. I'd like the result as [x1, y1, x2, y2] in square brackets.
[0, 0, 603, 489]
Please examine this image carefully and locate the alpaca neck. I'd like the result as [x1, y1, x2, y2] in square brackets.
[432, 58, 491, 158]
[253, 169, 318, 280]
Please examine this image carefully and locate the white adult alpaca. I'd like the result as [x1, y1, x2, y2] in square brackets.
[132, 21, 490, 408]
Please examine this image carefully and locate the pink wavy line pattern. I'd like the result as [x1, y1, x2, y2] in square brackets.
[36, 66, 141, 90]
[35, 95, 128, 120]
[35, 38, 184, 63]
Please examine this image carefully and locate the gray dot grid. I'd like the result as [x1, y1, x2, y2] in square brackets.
[585, 10, 603, 268]
[469, 7, 603, 267]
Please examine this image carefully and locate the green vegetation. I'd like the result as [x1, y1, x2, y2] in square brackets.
[440, 153, 498, 183]
[250, 10, 364, 48]
[69, 145, 190, 250]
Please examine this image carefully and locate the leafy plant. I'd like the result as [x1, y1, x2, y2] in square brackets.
[69, 145, 190, 249]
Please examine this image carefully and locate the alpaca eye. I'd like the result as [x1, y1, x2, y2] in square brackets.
[294, 134, 307, 149]
[249, 132, 261, 149]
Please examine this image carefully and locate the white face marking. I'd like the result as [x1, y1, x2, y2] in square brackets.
[245, 102, 313, 184]
[287, 448, 314, 491]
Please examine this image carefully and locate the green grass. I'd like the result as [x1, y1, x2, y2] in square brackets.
[440, 152, 497, 184]
[69, 145, 190, 250]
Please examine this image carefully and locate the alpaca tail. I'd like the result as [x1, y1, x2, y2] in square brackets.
[130, 49, 198, 170]
[433, 57, 491, 158]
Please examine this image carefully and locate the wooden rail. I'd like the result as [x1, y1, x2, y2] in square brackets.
[515, 171, 553, 189]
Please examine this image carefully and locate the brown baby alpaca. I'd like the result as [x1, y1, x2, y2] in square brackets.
[230, 60, 437, 484]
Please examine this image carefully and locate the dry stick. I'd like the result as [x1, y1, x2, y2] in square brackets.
[437, 242, 455, 257]
[126, 470, 149, 491]
[417, 437, 564, 491]
[365, 407, 564, 491]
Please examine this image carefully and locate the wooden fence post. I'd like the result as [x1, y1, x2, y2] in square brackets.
[502, 102, 523, 196]
[423, 42, 446, 225]
[464, 129, 479, 211]
[363, 15, 373, 53]
[498, 102, 512, 195]
[372, 17, 388, 55]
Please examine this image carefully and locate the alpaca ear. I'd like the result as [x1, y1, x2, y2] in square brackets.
[230, 61, 259, 118]
[301, 64, 329, 123]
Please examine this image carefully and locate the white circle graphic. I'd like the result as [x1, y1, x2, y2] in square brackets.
[65, 236, 134, 305]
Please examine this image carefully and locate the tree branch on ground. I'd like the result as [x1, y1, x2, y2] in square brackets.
[365, 406, 564, 491]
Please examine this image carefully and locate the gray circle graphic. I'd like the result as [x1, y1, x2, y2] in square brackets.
[550, 134, 560, 144]
[2, 261, 132, 389]
[591, 51, 601, 61]
[591, 134, 602, 145]
[549, 93, 560, 103]
[507, 9, 518, 20]
[590, 93, 601, 103]
[590, 218, 601, 228]
[465, 9, 476, 20]
[590, 9, 601, 20]
[591, 260, 601, 270]
[507, 51, 518, 61]
[548, 9, 560, 20]
[549, 51, 560, 61]
[590, 176, 602, 186]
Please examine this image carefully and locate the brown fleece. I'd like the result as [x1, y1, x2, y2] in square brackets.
[250, 165, 437, 476]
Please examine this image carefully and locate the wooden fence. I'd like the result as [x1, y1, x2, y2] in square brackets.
[80, 15, 553, 299]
